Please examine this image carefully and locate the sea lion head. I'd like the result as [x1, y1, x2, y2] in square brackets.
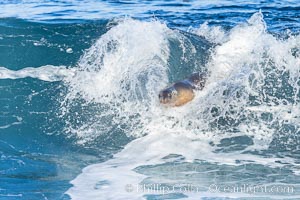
[159, 86, 178, 105]
[159, 82, 194, 106]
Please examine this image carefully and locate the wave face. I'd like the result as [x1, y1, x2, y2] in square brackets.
[0, 1, 300, 200]
[59, 18, 212, 144]
[60, 14, 300, 199]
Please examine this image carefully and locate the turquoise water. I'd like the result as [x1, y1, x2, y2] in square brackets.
[0, 1, 300, 200]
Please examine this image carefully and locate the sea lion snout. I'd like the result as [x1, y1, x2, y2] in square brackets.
[159, 87, 178, 105]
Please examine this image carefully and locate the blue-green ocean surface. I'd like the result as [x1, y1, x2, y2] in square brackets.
[0, 1, 299, 200]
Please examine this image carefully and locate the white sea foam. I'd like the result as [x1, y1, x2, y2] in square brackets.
[0, 116, 22, 129]
[67, 132, 300, 199]
[0, 65, 75, 82]
[65, 14, 300, 199]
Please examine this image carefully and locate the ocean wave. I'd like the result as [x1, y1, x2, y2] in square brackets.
[64, 13, 300, 199]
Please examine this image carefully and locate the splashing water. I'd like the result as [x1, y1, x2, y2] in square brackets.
[61, 13, 300, 199]
[60, 19, 172, 142]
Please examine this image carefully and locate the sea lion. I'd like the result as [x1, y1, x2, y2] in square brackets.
[159, 72, 206, 106]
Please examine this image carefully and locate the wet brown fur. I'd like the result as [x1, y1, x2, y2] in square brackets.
[159, 72, 206, 107]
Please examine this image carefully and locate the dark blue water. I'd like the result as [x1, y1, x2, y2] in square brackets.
[0, 1, 300, 200]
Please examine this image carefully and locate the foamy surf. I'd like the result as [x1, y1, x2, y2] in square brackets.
[65, 13, 300, 200]
[0, 65, 75, 82]
[67, 131, 300, 199]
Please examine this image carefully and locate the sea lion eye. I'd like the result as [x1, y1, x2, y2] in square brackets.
[172, 90, 177, 96]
